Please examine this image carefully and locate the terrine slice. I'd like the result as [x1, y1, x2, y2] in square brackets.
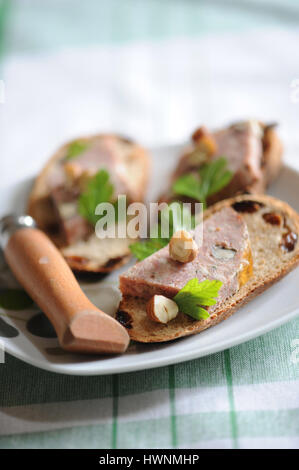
[119, 207, 253, 312]
[172, 122, 264, 201]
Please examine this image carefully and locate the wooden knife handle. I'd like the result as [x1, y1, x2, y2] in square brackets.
[4, 227, 129, 354]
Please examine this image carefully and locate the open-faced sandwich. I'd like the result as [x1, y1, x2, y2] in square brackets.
[159, 120, 283, 207]
[118, 195, 299, 342]
[28, 134, 150, 272]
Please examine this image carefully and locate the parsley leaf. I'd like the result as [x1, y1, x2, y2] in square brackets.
[129, 202, 196, 261]
[172, 157, 233, 208]
[65, 140, 89, 160]
[174, 278, 223, 320]
[78, 169, 114, 225]
[129, 238, 169, 261]
[172, 173, 203, 201]
[199, 157, 233, 196]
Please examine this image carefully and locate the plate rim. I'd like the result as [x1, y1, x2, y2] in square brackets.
[4, 305, 299, 376]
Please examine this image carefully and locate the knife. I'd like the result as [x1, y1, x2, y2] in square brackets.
[0, 215, 130, 355]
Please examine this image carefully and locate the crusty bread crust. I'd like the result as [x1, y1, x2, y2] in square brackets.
[261, 125, 283, 185]
[117, 194, 299, 342]
[27, 134, 150, 273]
[63, 253, 132, 273]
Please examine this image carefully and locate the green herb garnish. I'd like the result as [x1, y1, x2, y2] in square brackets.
[172, 173, 202, 201]
[129, 202, 196, 261]
[65, 140, 89, 160]
[78, 169, 114, 225]
[130, 238, 169, 261]
[172, 157, 233, 208]
[174, 278, 223, 320]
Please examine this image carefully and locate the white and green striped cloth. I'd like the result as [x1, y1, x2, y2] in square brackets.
[0, 0, 299, 449]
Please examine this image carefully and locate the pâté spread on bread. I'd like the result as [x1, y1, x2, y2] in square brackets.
[160, 120, 282, 206]
[120, 207, 252, 300]
[118, 195, 299, 343]
[28, 134, 150, 272]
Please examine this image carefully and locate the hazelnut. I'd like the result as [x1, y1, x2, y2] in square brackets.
[169, 230, 198, 263]
[146, 295, 179, 324]
[191, 126, 209, 143]
[191, 126, 217, 156]
[64, 162, 82, 183]
[64, 163, 94, 191]
[77, 170, 94, 191]
[197, 135, 217, 156]
[212, 244, 237, 260]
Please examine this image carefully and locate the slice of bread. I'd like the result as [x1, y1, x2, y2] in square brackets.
[117, 194, 299, 342]
[27, 134, 150, 273]
[261, 123, 283, 185]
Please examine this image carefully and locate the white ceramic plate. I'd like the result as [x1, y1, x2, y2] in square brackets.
[1, 143, 299, 375]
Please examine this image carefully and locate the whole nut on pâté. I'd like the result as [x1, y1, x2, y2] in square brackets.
[64, 163, 94, 191]
[169, 230, 199, 263]
[146, 295, 179, 324]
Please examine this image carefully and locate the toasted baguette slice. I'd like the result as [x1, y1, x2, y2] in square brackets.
[117, 195, 299, 342]
[27, 134, 150, 273]
[262, 123, 283, 185]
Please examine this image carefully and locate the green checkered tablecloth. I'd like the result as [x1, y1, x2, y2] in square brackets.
[0, 0, 299, 449]
[0, 324, 299, 449]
